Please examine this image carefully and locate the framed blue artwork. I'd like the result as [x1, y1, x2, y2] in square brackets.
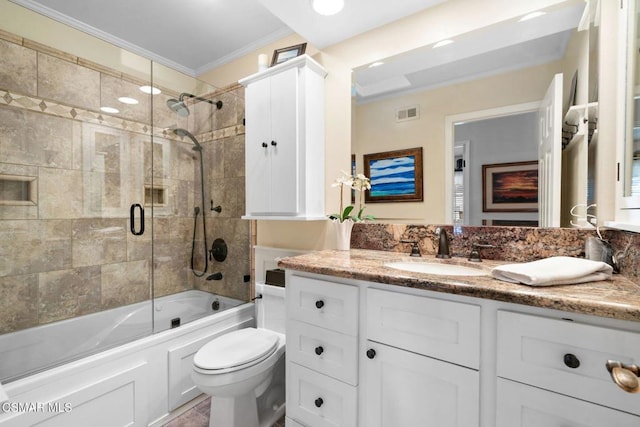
[364, 147, 423, 203]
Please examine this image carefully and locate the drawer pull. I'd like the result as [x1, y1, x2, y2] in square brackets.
[366, 349, 376, 359]
[563, 353, 580, 369]
[315, 346, 324, 355]
[314, 397, 324, 408]
[315, 300, 325, 309]
[606, 360, 640, 393]
[261, 142, 268, 148]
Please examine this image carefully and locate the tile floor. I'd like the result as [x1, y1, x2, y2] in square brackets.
[162, 397, 285, 427]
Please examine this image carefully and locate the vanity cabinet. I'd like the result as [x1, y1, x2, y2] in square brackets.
[284, 270, 640, 427]
[363, 288, 480, 427]
[240, 55, 327, 220]
[496, 310, 640, 426]
[285, 276, 359, 427]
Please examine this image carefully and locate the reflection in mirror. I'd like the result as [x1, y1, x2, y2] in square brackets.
[352, 0, 596, 228]
[626, 0, 640, 199]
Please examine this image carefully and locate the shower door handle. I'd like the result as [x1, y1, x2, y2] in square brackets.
[130, 203, 145, 236]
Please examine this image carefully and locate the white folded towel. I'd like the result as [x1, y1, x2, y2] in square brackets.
[491, 256, 613, 286]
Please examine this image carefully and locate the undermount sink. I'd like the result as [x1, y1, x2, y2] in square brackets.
[385, 261, 488, 276]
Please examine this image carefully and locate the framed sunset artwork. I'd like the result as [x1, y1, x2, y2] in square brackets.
[482, 161, 538, 212]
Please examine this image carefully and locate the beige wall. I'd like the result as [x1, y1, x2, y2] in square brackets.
[197, 0, 612, 250]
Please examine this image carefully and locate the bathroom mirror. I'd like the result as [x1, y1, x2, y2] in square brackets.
[351, 0, 595, 227]
[620, 0, 640, 206]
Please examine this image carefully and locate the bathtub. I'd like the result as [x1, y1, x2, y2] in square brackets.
[0, 290, 254, 427]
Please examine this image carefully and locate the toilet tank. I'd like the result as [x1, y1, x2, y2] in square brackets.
[256, 283, 285, 334]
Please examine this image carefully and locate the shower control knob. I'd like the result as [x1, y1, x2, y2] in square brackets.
[261, 142, 268, 148]
[314, 398, 323, 408]
[366, 349, 376, 359]
[315, 346, 324, 355]
[270, 140, 277, 146]
[315, 300, 324, 309]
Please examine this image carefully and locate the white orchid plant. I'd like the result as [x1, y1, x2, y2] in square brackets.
[329, 171, 375, 223]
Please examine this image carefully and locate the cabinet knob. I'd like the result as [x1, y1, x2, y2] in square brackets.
[315, 346, 324, 356]
[563, 353, 580, 369]
[261, 142, 268, 148]
[366, 349, 376, 359]
[270, 140, 277, 146]
[315, 300, 324, 309]
[606, 360, 640, 393]
[314, 397, 324, 408]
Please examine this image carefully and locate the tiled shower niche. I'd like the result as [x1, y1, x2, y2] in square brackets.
[0, 29, 249, 335]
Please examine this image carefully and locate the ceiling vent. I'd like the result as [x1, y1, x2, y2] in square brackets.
[396, 105, 419, 122]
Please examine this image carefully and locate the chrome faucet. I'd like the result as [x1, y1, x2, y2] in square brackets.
[436, 228, 451, 259]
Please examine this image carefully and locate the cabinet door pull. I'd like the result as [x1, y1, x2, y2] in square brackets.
[563, 353, 580, 369]
[261, 142, 268, 148]
[270, 140, 277, 146]
[314, 397, 324, 408]
[315, 300, 324, 309]
[606, 360, 640, 393]
[315, 346, 324, 356]
[366, 349, 376, 359]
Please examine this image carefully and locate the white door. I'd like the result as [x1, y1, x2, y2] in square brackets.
[497, 379, 640, 427]
[244, 77, 272, 215]
[538, 73, 563, 227]
[269, 67, 299, 215]
[364, 341, 479, 427]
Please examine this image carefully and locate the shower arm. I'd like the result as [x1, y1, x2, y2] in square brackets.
[179, 93, 223, 110]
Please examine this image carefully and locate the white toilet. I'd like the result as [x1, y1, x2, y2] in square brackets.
[192, 283, 286, 427]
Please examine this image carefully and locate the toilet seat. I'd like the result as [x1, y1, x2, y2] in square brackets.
[193, 328, 279, 374]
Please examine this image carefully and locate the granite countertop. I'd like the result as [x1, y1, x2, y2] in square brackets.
[278, 249, 640, 322]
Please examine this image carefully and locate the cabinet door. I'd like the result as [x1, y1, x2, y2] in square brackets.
[245, 76, 271, 214]
[364, 341, 479, 427]
[497, 378, 640, 427]
[269, 66, 299, 214]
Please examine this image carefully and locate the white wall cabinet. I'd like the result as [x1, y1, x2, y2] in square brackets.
[240, 55, 327, 220]
[284, 271, 640, 427]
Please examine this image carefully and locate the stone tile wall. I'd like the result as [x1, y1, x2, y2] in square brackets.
[0, 30, 249, 334]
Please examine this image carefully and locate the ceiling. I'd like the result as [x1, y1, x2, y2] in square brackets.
[10, 0, 586, 101]
[11, 0, 446, 76]
[353, 0, 587, 103]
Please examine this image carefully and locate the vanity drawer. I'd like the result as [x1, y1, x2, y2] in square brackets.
[497, 310, 640, 416]
[366, 288, 481, 369]
[497, 378, 639, 426]
[287, 319, 358, 386]
[287, 362, 357, 427]
[287, 275, 358, 335]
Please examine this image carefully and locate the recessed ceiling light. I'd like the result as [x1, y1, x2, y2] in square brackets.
[100, 106, 119, 114]
[433, 39, 454, 49]
[118, 96, 139, 105]
[519, 11, 546, 22]
[311, 0, 344, 16]
[369, 61, 384, 68]
[139, 85, 161, 95]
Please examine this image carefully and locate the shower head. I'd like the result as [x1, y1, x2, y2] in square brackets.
[166, 98, 190, 117]
[172, 128, 203, 151]
[166, 93, 223, 117]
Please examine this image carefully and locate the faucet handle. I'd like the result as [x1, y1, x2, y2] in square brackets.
[400, 240, 422, 257]
[468, 242, 495, 262]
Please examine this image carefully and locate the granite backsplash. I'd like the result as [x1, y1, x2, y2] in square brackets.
[351, 223, 640, 284]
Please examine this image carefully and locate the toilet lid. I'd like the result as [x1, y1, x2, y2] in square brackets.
[193, 328, 279, 371]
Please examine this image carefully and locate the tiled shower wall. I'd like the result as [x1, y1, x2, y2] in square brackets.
[0, 29, 249, 335]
